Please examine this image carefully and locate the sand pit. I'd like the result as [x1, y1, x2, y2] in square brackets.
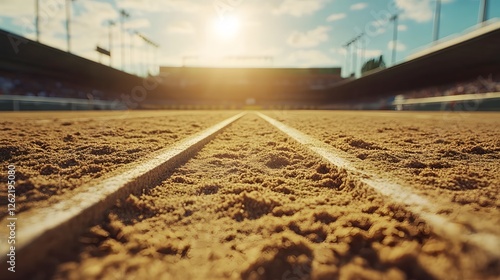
[44, 114, 499, 280]
[0, 111, 236, 218]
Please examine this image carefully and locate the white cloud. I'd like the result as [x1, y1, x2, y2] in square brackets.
[326, 13, 346, 22]
[79, 1, 118, 23]
[9, 0, 144, 69]
[167, 21, 195, 34]
[0, 0, 36, 17]
[273, 0, 327, 17]
[371, 20, 385, 28]
[124, 18, 151, 30]
[115, 0, 204, 14]
[242, 19, 263, 28]
[286, 50, 337, 67]
[394, 0, 432, 22]
[287, 26, 329, 48]
[3, 0, 69, 39]
[252, 47, 283, 57]
[161, 45, 283, 67]
[2, 0, 122, 45]
[398, 24, 408, 31]
[394, 0, 452, 23]
[331, 47, 347, 55]
[69, 2, 123, 62]
[362, 49, 383, 58]
[388, 40, 406, 51]
[350, 3, 368, 11]
[366, 21, 387, 36]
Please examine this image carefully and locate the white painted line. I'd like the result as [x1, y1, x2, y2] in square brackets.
[0, 112, 246, 275]
[257, 112, 500, 259]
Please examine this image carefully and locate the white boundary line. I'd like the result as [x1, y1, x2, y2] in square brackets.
[0, 112, 246, 276]
[257, 112, 500, 259]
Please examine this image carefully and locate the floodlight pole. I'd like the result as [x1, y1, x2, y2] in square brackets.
[137, 33, 158, 76]
[343, 44, 349, 78]
[108, 20, 115, 67]
[433, 0, 441, 42]
[35, 0, 40, 41]
[143, 42, 147, 76]
[343, 33, 364, 78]
[478, 0, 488, 24]
[149, 43, 154, 76]
[155, 45, 159, 76]
[153, 45, 157, 76]
[354, 33, 364, 77]
[120, 9, 130, 71]
[129, 30, 135, 75]
[146, 37, 151, 75]
[134, 32, 140, 75]
[360, 34, 365, 67]
[352, 40, 358, 77]
[137, 32, 149, 76]
[343, 39, 354, 78]
[346, 42, 351, 76]
[390, 14, 399, 65]
[137, 32, 146, 76]
[65, 0, 74, 52]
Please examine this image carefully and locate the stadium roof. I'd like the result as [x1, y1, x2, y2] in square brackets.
[324, 20, 500, 102]
[0, 28, 143, 96]
[160, 66, 341, 76]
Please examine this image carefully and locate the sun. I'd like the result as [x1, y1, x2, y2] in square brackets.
[212, 16, 240, 39]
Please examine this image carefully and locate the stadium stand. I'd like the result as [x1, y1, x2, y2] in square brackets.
[389, 73, 500, 111]
[396, 73, 500, 99]
[0, 29, 146, 95]
[157, 67, 344, 108]
[1, 20, 500, 110]
[0, 70, 108, 99]
[0, 28, 169, 110]
[320, 20, 500, 104]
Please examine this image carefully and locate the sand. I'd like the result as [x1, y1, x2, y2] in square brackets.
[40, 113, 500, 280]
[267, 111, 500, 228]
[0, 111, 236, 218]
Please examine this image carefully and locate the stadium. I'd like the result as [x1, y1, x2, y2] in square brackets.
[0, 0, 499, 279]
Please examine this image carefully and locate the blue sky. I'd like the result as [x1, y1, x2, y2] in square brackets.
[0, 0, 499, 77]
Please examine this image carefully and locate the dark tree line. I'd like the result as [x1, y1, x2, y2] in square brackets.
[361, 55, 386, 74]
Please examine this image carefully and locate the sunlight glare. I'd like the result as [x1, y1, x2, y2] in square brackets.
[212, 16, 240, 39]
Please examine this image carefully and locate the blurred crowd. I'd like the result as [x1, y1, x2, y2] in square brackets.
[0, 71, 108, 101]
[399, 72, 500, 99]
[2, 70, 499, 107]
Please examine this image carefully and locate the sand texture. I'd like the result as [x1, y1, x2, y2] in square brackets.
[0, 111, 236, 218]
[37, 113, 500, 280]
[267, 111, 500, 226]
